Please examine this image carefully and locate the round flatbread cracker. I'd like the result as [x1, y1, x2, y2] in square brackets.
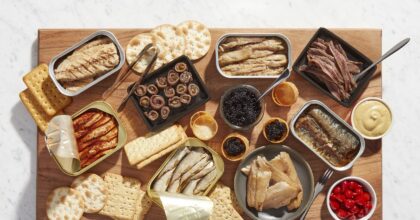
[151, 24, 186, 67]
[177, 20, 211, 60]
[46, 187, 84, 220]
[126, 33, 161, 74]
[71, 173, 107, 213]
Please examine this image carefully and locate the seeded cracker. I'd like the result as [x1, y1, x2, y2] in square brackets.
[126, 33, 160, 74]
[177, 20, 211, 60]
[46, 187, 84, 220]
[23, 64, 71, 116]
[71, 173, 107, 213]
[151, 24, 186, 66]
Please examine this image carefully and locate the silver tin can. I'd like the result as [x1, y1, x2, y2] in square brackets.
[290, 100, 365, 171]
[215, 33, 292, 79]
[48, 30, 125, 96]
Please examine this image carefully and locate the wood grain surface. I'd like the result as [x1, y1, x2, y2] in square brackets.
[37, 28, 382, 220]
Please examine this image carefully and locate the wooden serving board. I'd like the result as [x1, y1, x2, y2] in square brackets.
[37, 28, 382, 220]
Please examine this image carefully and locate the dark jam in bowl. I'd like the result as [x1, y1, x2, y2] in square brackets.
[222, 87, 262, 127]
[223, 137, 245, 157]
[265, 120, 287, 141]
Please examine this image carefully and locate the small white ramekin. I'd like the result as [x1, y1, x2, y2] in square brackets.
[327, 176, 377, 220]
[351, 97, 392, 140]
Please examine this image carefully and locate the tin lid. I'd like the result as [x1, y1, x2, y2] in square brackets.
[46, 101, 127, 176]
[147, 138, 224, 208]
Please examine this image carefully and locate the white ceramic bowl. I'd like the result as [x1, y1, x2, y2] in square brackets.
[351, 97, 392, 140]
[327, 176, 377, 220]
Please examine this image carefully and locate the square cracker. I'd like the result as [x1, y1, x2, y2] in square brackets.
[99, 173, 142, 220]
[209, 183, 243, 220]
[124, 125, 186, 166]
[19, 89, 52, 132]
[132, 190, 153, 220]
[23, 63, 71, 116]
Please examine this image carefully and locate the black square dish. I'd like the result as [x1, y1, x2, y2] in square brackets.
[129, 55, 210, 131]
[292, 27, 376, 107]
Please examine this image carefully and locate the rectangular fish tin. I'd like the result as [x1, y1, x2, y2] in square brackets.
[292, 27, 376, 107]
[129, 55, 210, 132]
[46, 100, 127, 176]
[215, 33, 292, 79]
[290, 100, 365, 171]
[48, 30, 125, 96]
[147, 138, 224, 208]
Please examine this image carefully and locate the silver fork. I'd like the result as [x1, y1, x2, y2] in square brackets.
[299, 169, 334, 220]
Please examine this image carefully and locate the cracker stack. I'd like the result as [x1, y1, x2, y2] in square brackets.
[124, 124, 188, 169]
[126, 20, 211, 74]
[19, 64, 72, 132]
[71, 173, 107, 213]
[208, 183, 244, 220]
[99, 173, 142, 220]
[46, 173, 152, 220]
[46, 187, 84, 220]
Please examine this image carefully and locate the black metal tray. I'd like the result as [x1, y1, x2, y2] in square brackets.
[129, 55, 210, 131]
[292, 27, 377, 107]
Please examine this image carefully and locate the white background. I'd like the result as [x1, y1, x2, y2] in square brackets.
[1, 0, 419, 219]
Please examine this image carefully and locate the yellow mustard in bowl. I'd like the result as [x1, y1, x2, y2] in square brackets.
[352, 98, 392, 139]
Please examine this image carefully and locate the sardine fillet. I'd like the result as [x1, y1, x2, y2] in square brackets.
[194, 169, 218, 195]
[219, 37, 266, 51]
[246, 160, 258, 208]
[170, 149, 207, 184]
[159, 147, 190, 178]
[262, 181, 298, 210]
[191, 161, 215, 180]
[244, 39, 284, 51]
[55, 38, 119, 82]
[153, 168, 175, 192]
[167, 179, 180, 193]
[255, 169, 271, 211]
[219, 47, 253, 66]
[180, 156, 210, 187]
[182, 179, 200, 195]
[80, 119, 116, 143]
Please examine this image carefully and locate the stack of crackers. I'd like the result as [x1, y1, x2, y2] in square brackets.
[208, 183, 244, 220]
[46, 173, 152, 220]
[126, 20, 211, 74]
[19, 64, 72, 132]
[124, 124, 187, 169]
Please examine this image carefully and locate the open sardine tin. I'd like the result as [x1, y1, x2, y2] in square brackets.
[215, 33, 292, 79]
[45, 101, 127, 176]
[147, 138, 225, 208]
[48, 30, 125, 96]
[290, 100, 365, 171]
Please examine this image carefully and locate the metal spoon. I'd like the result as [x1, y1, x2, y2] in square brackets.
[354, 37, 410, 82]
[257, 68, 291, 101]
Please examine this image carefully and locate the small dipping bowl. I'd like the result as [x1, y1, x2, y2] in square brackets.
[271, 81, 299, 107]
[327, 176, 376, 220]
[190, 111, 218, 141]
[221, 132, 249, 161]
[351, 97, 392, 140]
[263, 117, 289, 143]
[219, 84, 265, 131]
